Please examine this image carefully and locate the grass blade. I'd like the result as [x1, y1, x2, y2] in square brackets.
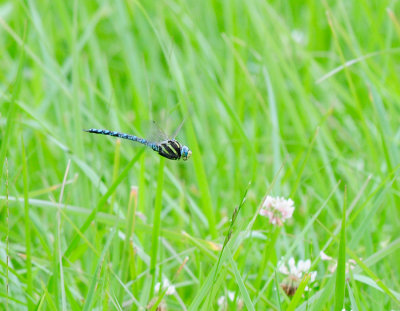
[63, 149, 144, 259]
[286, 274, 311, 311]
[150, 157, 165, 297]
[347, 282, 359, 311]
[21, 138, 33, 310]
[82, 229, 115, 311]
[227, 247, 255, 311]
[334, 186, 347, 311]
[57, 161, 71, 311]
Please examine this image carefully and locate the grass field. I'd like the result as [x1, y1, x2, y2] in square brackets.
[1, 0, 400, 310]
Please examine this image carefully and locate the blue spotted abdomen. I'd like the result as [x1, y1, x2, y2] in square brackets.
[84, 128, 150, 146]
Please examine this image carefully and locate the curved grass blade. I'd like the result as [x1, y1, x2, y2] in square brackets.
[286, 274, 311, 311]
[227, 247, 255, 311]
[82, 229, 115, 311]
[334, 187, 347, 311]
[347, 282, 359, 311]
[22, 138, 33, 310]
[150, 157, 165, 297]
[63, 148, 144, 259]
[207, 185, 249, 309]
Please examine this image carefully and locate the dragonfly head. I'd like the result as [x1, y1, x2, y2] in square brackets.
[181, 145, 192, 161]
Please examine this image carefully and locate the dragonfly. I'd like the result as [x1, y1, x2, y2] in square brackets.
[84, 121, 192, 161]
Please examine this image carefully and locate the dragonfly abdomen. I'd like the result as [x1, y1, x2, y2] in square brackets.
[84, 129, 149, 146]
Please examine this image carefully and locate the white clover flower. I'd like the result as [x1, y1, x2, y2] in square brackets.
[278, 257, 317, 296]
[291, 29, 307, 45]
[297, 259, 311, 275]
[259, 196, 295, 226]
[227, 291, 235, 301]
[309, 271, 317, 283]
[217, 291, 243, 310]
[217, 295, 227, 307]
[328, 262, 338, 274]
[320, 251, 333, 261]
[154, 278, 176, 296]
[279, 257, 314, 279]
[347, 259, 357, 271]
[320, 251, 358, 274]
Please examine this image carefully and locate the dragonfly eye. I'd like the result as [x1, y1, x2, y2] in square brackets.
[181, 145, 192, 160]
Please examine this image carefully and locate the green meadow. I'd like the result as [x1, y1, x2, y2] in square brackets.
[1, 0, 400, 310]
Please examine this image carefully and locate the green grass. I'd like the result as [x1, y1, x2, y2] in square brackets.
[1, 0, 400, 310]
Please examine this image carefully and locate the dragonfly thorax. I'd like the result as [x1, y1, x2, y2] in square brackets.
[157, 140, 190, 161]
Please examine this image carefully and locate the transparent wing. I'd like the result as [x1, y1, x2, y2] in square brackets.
[145, 120, 169, 143]
[140, 119, 185, 142]
[170, 118, 186, 139]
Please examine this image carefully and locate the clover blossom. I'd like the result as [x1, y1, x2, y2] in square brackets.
[154, 278, 176, 296]
[217, 291, 244, 310]
[278, 257, 317, 296]
[259, 196, 295, 226]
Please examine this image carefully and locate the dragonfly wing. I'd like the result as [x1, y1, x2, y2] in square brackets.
[170, 118, 186, 139]
[145, 120, 169, 143]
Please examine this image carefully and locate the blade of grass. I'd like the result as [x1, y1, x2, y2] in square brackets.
[227, 247, 255, 311]
[208, 185, 249, 309]
[5, 158, 10, 311]
[63, 149, 144, 259]
[64, 285, 81, 311]
[119, 186, 138, 299]
[274, 270, 282, 311]
[263, 67, 281, 191]
[289, 126, 319, 198]
[326, 9, 377, 164]
[108, 267, 142, 309]
[0, 19, 26, 179]
[110, 139, 121, 213]
[2, 195, 186, 243]
[334, 186, 347, 311]
[255, 227, 280, 290]
[0, 293, 27, 308]
[41, 151, 143, 305]
[150, 157, 165, 297]
[348, 269, 362, 311]
[183, 118, 217, 238]
[57, 160, 71, 311]
[309, 277, 335, 311]
[82, 228, 115, 311]
[286, 273, 311, 311]
[362, 237, 400, 268]
[0, 17, 71, 97]
[347, 281, 359, 311]
[201, 267, 230, 311]
[149, 256, 189, 311]
[285, 180, 340, 261]
[352, 274, 400, 301]
[189, 263, 227, 311]
[315, 50, 396, 84]
[314, 208, 400, 305]
[21, 138, 33, 310]
[347, 254, 400, 303]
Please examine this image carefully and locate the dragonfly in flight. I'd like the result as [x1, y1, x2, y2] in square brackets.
[84, 121, 192, 161]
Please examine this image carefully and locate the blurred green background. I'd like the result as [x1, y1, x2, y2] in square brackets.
[1, 0, 400, 310]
